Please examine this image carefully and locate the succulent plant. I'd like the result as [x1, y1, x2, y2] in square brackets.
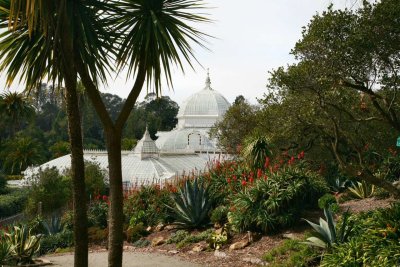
[168, 179, 212, 228]
[6, 225, 42, 264]
[304, 208, 353, 249]
[348, 181, 375, 199]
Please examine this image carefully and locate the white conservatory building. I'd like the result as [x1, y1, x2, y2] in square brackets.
[24, 73, 230, 186]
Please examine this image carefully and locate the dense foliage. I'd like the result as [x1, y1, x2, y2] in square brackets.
[124, 185, 174, 227]
[0, 189, 28, 218]
[228, 167, 328, 233]
[25, 168, 71, 215]
[321, 203, 400, 266]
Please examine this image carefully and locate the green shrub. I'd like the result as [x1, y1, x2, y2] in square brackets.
[0, 189, 28, 217]
[176, 229, 213, 248]
[229, 167, 328, 233]
[376, 154, 400, 182]
[318, 193, 339, 212]
[25, 167, 71, 215]
[88, 227, 108, 244]
[129, 210, 146, 226]
[166, 230, 189, 244]
[210, 206, 229, 226]
[126, 223, 148, 243]
[207, 229, 228, 250]
[132, 239, 150, 248]
[84, 161, 107, 197]
[124, 185, 173, 227]
[88, 199, 109, 229]
[38, 230, 73, 255]
[0, 171, 7, 194]
[168, 179, 212, 228]
[263, 239, 319, 267]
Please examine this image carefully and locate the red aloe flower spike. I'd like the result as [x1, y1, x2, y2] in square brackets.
[264, 157, 270, 169]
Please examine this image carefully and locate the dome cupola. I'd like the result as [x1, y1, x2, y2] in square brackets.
[177, 71, 230, 129]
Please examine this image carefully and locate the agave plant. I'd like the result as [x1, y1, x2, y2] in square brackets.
[304, 208, 353, 249]
[0, 238, 13, 264]
[348, 181, 375, 199]
[6, 225, 42, 264]
[41, 215, 63, 235]
[168, 179, 212, 228]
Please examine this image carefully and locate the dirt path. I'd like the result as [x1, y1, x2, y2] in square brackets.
[44, 251, 203, 267]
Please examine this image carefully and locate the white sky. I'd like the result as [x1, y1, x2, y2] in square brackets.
[1, 0, 363, 105]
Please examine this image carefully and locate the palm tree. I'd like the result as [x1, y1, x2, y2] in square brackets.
[0, 92, 34, 136]
[75, 2, 210, 265]
[0, 2, 93, 266]
[1, 136, 45, 175]
[0, 1, 210, 266]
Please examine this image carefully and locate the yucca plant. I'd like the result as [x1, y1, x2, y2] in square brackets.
[348, 181, 375, 199]
[6, 225, 42, 264]
[242, 135, 272, 170]
[168, 179, 212, 228]
[304, 208, 353, 249]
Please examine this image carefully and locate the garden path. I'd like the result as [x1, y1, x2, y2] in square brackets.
[43, 251, 202, 267]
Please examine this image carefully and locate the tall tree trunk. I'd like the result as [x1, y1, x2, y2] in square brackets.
[75, 56, 146, 267]
[105, 129, 124, 267]
[62, 11, 88, 263]
[64, 75, 88, 267]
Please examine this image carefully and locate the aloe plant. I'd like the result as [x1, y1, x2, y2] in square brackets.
[6, 225, 42, 264]
[168, 179, 212, 228]
[304, 208, 353, 249]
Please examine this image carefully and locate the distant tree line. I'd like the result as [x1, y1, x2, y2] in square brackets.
[0, 84, 179, 176]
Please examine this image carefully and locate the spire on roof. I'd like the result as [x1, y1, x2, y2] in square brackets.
[132, 125, 160, 159]
[205, 68, 212, 90]
[143, 125, 152, 141]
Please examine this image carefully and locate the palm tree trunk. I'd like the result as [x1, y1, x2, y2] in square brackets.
[75, 55, 146, 267]
[64, 59, 88, 267]
[105, 129, 124, 267]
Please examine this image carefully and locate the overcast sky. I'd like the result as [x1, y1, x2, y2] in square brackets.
[1, 0, 363, 105]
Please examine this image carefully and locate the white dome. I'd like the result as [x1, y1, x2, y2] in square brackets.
[177, 73, 230, 128]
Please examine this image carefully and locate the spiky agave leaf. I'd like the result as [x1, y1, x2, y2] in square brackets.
[168, 179, 212, 228]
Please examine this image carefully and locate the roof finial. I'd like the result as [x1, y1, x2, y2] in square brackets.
[144, 125, 151, 140]
[205, 68, 211, 90]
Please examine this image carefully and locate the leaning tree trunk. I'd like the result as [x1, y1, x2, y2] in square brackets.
[357, 168, 400, 199]
[64, 77, 88, 267]
[105, 129, 124, 267]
